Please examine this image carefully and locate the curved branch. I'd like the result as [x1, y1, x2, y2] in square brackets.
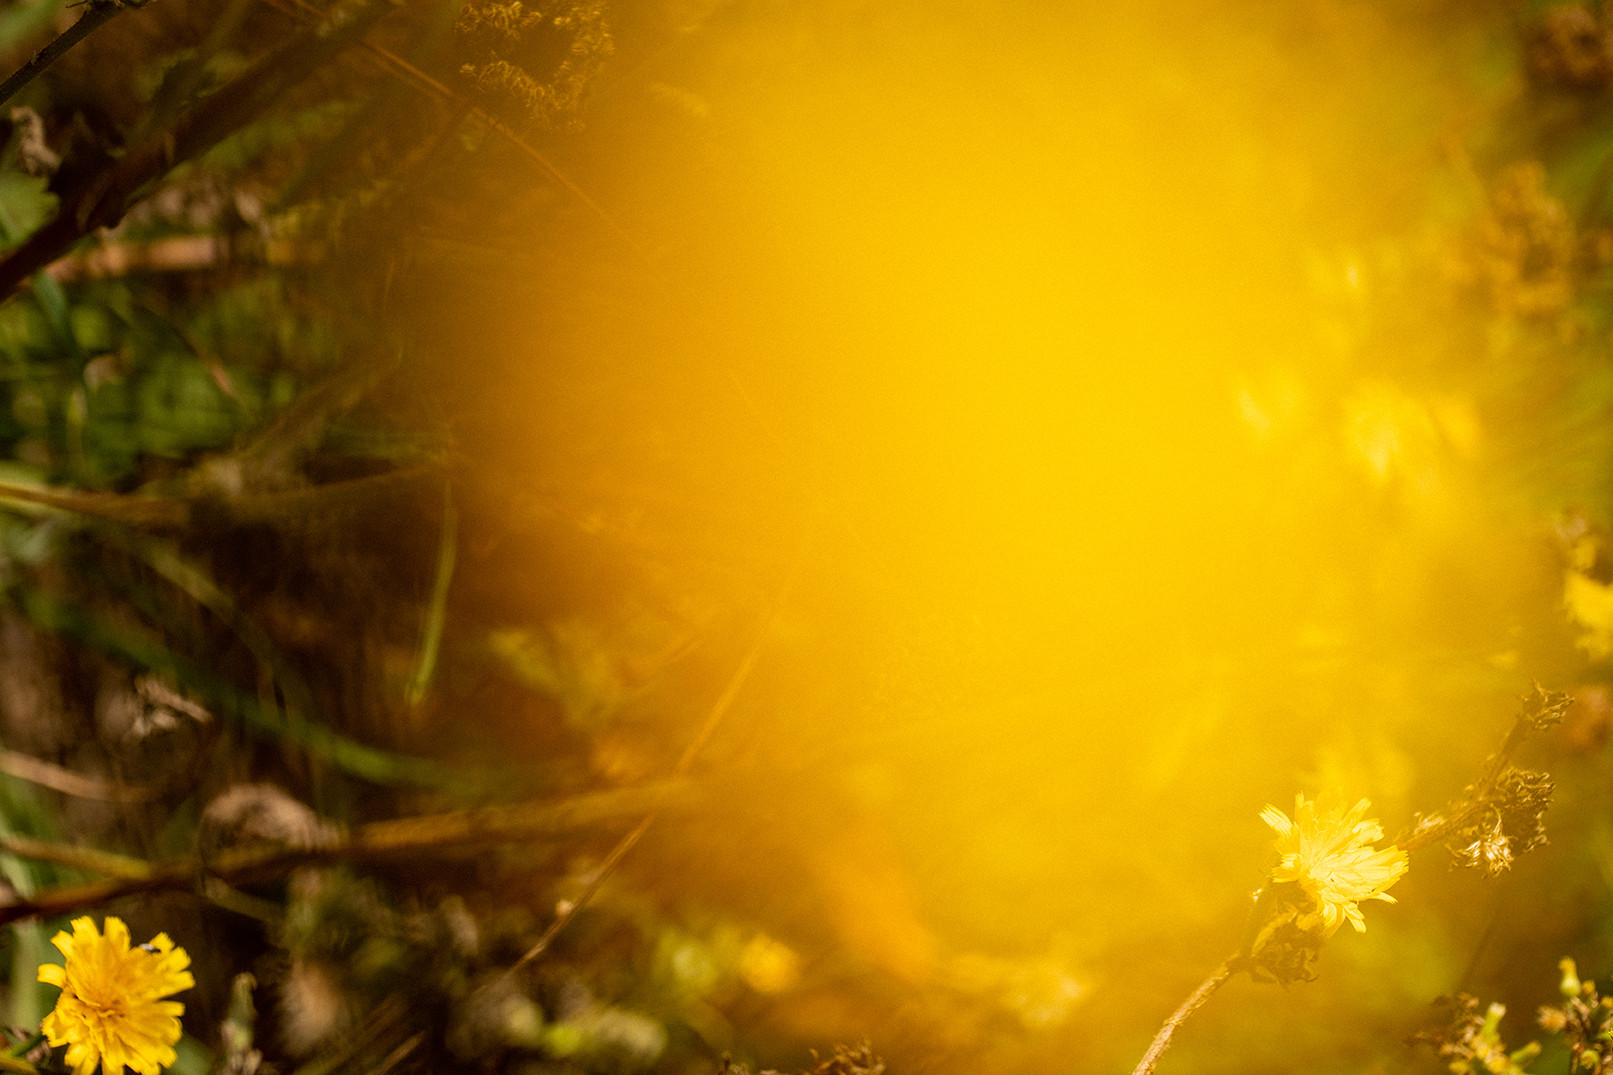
[0, 781, 695, 926]
[1131, 961, 1235, 1075]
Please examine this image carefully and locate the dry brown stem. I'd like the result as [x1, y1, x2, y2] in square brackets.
[1131, 961, 1235, 1075]
[0, 782, 693, 926]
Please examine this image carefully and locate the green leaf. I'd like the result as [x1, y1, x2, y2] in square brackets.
[0, 171, 56, 249]
[0, 0, 67, 58]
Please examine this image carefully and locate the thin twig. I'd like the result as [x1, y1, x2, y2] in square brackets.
[255, 0, 662, 277]
[0, 781, 695, 926]
[291, 995, 406, 1075]
[1393, 687, 1564, 853]
[0, 0, 133, 110]
[44, 234, 314, 284]
[372, 1031, 425, 1075]
[0, 466, 438, 532]
[511, 550, 804, 972]
[510, 811, 653, 972]
[0, 832, 153, 880]
[0, 478, 187, 526]
[404, 480, 456, 707]
[1131, 960, 1235, 1075]
[0, 748, 160, 803]
[506, 628, 765, 969]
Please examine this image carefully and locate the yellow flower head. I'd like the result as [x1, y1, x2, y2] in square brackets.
[36, 916, 194, 1075]
[1260, 794, 1409, 937]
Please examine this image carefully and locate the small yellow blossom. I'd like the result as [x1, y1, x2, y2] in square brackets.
[1260, 794, 1409, 936]
[737, 933, 802, 994]
[36, 916, 194, 1075]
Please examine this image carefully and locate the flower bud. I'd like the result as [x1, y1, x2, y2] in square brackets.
[1562, 957, 1583, 998]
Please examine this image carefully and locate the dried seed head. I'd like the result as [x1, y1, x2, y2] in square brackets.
[1443, 768, 1553, 875]
[1523, 683, 1574, 732]
[455, 0, 612, 126]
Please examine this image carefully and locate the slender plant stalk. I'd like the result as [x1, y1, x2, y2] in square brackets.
[0, 833, 154, 880]
[1131, 960, 1235, 1075]
[0, 747, 158, 802]
[510, 543, 805, 972]
[43, 233, 313, 284]
[0, 478, 186, 526]
[0, 781, 696, 926]
[404, 481, 456, 707]
[506, 619, 770, 971]
[0, 466, 438, 531]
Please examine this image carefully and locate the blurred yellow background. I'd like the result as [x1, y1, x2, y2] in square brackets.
[398, 3, 1613, 1072]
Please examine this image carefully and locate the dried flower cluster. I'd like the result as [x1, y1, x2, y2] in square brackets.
[1411, 993, 1541, 1075]
[1539, 959, 1613, 1075]
[1446, 766, 1555, 875]
[455, 0, 613, 126]
[1415, 959, 1613, 1075]
[1398, 685, 1566, 875]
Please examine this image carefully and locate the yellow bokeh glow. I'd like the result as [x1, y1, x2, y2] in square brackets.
[405, 2, 1586, 1069]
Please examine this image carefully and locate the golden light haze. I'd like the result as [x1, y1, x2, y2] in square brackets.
[401, 3, 1588, 1070]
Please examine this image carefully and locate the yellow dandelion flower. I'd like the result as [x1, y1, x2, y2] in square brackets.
[36, 916, 195, 1075]
[1260, 794, 1408, 936]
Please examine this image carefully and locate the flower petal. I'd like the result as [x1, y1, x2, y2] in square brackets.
[35, 917, 192, 1074]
